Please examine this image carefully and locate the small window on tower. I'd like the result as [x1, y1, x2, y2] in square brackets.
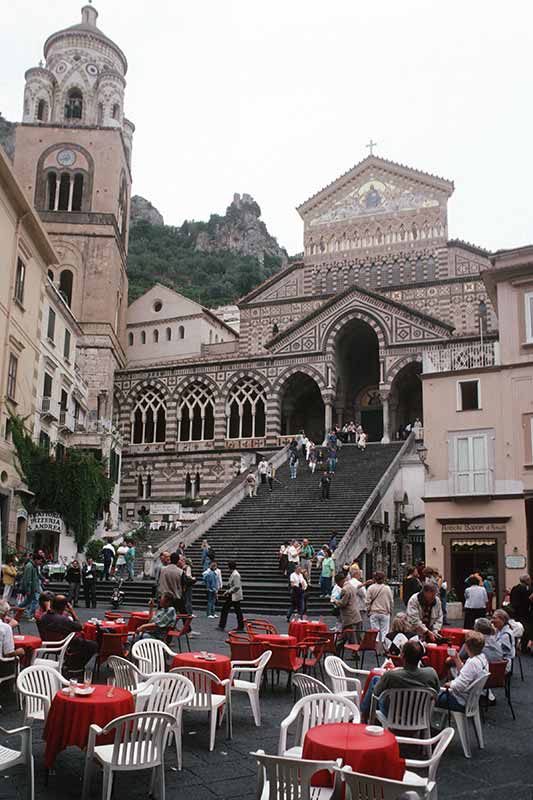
[37, 99, 48, 122]
[128, 332, 134, 346]
[153, 329, 159, 343]
[112, 103, 120, 120]
[65, 88, 83, 120]
[72, 173, 84, 211]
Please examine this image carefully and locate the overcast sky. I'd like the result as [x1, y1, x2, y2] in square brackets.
[2, 0, 532, 255]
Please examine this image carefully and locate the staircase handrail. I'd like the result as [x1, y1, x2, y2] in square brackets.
[334, 433, 416, 567]
[152, 446, 290, 557]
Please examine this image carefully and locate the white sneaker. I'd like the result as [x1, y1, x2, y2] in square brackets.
[208, 615, 215, 618]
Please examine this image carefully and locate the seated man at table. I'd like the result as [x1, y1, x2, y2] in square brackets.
[406, 579, 443, 642]
[361, 640, 439, 720]
[39, 594, 98, 670]
[0, 600, 25, 660]
[436, 631, 488, 712]
[130, 592, 177, 643]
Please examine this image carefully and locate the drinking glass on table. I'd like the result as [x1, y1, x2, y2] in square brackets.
[106, 677, 115, 697]
[84, 668, 93, 688]
[69, 678, 77, 696]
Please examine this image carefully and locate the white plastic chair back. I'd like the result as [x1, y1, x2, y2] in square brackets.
[171, 667, 222, 710]
[100, 711, 174, 768]
[0, 724, 34, 800]
[231, 650, 272, 686]
[341, 765, 434, 800]
[131, 638, 168, 674]
[139, 672, 195, 716]
[108, 656, 144, 691]
[279, 692, 359, 756]
[252, 749, 340, 800]
[33, 632, 76, 672]
[17, 665, 68, 722]
[324, 655, 363, 696]
[464, 672, 490, 718]
[375, 687, 437, 734]
[292, 673, 331, 699]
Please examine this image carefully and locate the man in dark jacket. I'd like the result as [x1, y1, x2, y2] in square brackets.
[39, 595, 97, 669]
[402, 566, 422, 606]
[82, 558, 98, 608]
[510, 574, 531, 652]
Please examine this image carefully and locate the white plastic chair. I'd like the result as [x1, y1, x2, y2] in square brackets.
[371, 687, 437, 738]
[278, 692, 359, 758]
[17, 665, 69, 725]
[0, 724, 34, 800]
[396, 728, 455, 798]
[339, 764, 435, 800]
[252, 749, 341, 800]
[32, 632, 76, 673]
[324, 655, 367, 706]
[171, 666, 231, 751]
[134, 672, 195, 770]
[107, 655, 148, 692]
[81, 711, 175, 800]
[437, 673, 489, 758]
[131, 638, 175, 674]
[293, 673, 332, 699]
[230, 650, 271, 727]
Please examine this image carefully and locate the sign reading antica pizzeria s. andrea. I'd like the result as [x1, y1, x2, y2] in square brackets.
[28, 512, 64, 534]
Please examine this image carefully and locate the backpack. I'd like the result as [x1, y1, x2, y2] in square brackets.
[208, 547, 216, 561]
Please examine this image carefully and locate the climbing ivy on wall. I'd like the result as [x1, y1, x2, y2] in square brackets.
[10, 415, 114, 550]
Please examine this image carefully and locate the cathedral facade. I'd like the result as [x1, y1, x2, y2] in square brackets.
[115, 158, 498, 520]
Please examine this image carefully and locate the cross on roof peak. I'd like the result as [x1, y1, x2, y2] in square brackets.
[366, 139, 378, 156]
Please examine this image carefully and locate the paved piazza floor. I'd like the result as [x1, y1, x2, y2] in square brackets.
[1, 603, 532, 799]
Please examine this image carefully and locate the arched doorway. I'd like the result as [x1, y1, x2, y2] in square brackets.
[390, 362, 423, 438]
[335, 319, 382, 441]
[280, 372, 324, 443]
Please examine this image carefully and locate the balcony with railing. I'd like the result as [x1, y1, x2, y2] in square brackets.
[58, 409, 74, 432]
[423, 340, 500, 374]
[40, 396, 57, 420]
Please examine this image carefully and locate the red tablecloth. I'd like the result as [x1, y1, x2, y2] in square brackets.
[303, 722, 405, 786]
[171, 651, 231, 695]
[13, 635, 42, 667]
[423, 644, 456, 678]
[82, 620, 129, 641]
[441, 628, 468, 648]
[254, 634, 299, 671]
[127, 611, 151, 632]
[43, 685, 134, 768]
[288, 620, 328, 643]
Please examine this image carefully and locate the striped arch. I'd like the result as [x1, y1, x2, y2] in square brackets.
[171, 373, 220, 402]
[272, 364, 327, 395]
[220, 368, 272, 399]
[386, 353, 423, 385]
[322, 307, 389, 358]
[125, 377, 171, 411]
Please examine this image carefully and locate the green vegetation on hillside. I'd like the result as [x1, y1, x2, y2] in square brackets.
[127, 220, 283, 306]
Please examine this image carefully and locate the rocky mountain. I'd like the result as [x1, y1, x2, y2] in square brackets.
[130, 195, 164, 226]
[0, 113, 16, 161]
[194, 193, 287, 264]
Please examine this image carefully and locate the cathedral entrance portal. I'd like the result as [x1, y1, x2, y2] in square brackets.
[280, 372, 324, 443]
[334, 319, 382, 441]
[390, 362, 423, 437]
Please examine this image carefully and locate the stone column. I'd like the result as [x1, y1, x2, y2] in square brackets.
[381, 392, 391, 444]
[324, 401, 333, 433]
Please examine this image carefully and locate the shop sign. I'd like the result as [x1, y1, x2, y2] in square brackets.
[28, 512, 64, 534]
[149, 503, 181, 515]
[442, 523, 505, 534]
[505, 554, 526, 569]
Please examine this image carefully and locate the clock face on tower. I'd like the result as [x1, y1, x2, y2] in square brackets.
[57, 149, 76, 167]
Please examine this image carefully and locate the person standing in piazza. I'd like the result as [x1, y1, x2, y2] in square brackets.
[218, 560, 244, 632]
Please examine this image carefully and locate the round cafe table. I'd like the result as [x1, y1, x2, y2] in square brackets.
[423, 643, 456, 678]
[43, 684, 134, 768]
[171, 651, 231, 695]
[441, 628, 469, 648]
[127, 611, 151, 632]
[13, 634, 42, 666]
[288, 620, 328, 643]
[303, 722, 405, 787]
[82, 620, 128, 641]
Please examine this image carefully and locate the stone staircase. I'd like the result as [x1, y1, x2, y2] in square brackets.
[185, 442, 404, 614]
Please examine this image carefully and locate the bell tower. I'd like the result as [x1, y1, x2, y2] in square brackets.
[13, 3, 134, 422]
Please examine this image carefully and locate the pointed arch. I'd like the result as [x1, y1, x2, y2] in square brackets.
[131, 387, 167, 444]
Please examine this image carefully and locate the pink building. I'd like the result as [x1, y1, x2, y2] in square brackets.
[423, 245, 533, 601]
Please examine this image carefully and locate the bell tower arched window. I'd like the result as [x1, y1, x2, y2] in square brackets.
[131, 389, 167, 444]
[178, 383, 215, 442]
[226, 377, 266, 439]
[65, 88, 83, 120]
[46, 171, 85, 212]
[59, 270, 73, 307]
[37, 99, 48, 122]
